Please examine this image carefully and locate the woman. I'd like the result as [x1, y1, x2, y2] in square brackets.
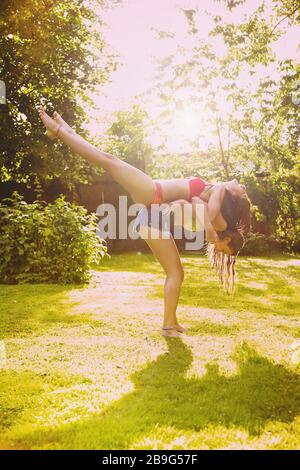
[39, 105, 251, 337]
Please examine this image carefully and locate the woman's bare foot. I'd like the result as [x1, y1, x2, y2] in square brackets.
[173, 323, 186, 333]
[161, 327, 182, 337]
[39, 105, 60, 140]
[53, 111, 75, 134]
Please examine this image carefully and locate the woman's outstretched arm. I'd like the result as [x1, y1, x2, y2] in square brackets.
[206, 185, 226, 223]
[192, 197, 219, 243]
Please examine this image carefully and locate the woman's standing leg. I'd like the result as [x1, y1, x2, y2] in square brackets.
[39, 106, 156, 206]
[139, 227, 185, 336]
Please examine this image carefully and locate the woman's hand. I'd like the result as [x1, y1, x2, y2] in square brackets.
[206, 227, 220, 244]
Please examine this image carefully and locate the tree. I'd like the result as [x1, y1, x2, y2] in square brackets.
[0, 0, 118, 193]
[143, 1, 300, 250]
[96, 105, 154, 172]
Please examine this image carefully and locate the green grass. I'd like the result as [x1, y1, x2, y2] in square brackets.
[0, 253, 299, 449]
[0, 283, 104, 339]
[99, 252, 300, 317]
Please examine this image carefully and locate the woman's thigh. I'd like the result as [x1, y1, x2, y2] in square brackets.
[108, 158, 156, 205]
[139, 227, 184, 278]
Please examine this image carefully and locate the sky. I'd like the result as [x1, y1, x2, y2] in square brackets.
[85, 0, 300, 152]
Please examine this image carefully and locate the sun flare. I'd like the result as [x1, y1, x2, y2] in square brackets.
[173, 107, 202, 140]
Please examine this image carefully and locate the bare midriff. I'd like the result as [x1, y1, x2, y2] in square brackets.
[154, 178, 213, 203]
[153, 179, 189, 202]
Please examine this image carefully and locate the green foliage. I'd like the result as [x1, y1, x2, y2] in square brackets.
[148, 149, 231, 181]
[240, 233, 285, 256]
[96, 105, 154, 172]
[0, 0, 117, 190]
[0, 192, 108, 284]
[144, 1, 300, 252]
[241, 169, 300, 251]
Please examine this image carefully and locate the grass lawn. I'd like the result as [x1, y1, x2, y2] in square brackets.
[0, 253, 300, 449]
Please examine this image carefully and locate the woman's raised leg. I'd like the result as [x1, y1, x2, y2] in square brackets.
[39, 106, 156, 206]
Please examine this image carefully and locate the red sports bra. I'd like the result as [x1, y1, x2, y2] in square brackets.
[187, 177, 211, 201]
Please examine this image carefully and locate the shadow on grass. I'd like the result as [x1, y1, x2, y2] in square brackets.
[0, 283, 102, 339]
[12, 339, 300, 449]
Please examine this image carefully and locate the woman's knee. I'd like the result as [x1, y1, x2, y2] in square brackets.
[167, 267, 184, 284]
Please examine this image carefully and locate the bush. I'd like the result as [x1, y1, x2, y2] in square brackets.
[240, 232, 285, 256]
[0, 192, 108, 284]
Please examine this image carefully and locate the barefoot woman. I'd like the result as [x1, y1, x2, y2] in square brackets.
[39, 106, 251, 336]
